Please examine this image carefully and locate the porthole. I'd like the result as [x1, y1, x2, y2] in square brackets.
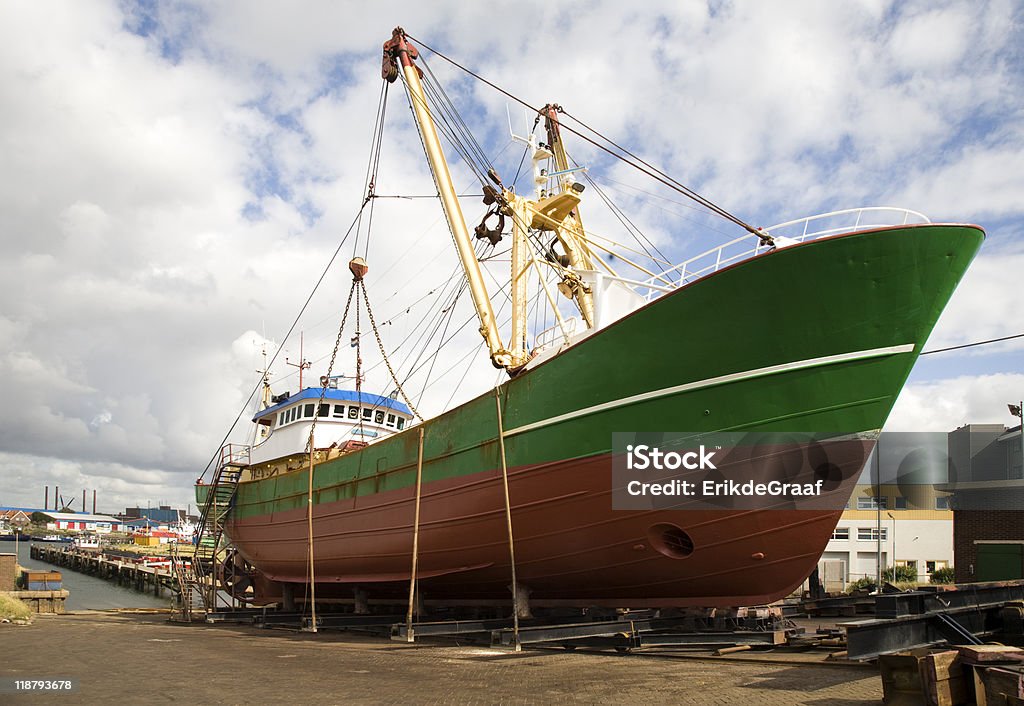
[646, 523, 694, 559]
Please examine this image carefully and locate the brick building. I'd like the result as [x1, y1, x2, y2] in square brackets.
[940, 424, 1024, 582]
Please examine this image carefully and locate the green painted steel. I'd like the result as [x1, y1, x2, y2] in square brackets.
[976, 544, 1024, 581]
[211, 225, 983, 522]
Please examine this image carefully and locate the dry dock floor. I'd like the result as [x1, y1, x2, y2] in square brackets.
[1, 611, 882, 705]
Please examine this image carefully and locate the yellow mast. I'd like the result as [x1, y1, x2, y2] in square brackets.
[502, 105, 595, 329]
[383, 29, 513, 370]
[383, 29, 600, 371]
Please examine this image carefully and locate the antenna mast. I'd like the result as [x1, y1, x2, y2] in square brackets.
[286, 331, 312, 390]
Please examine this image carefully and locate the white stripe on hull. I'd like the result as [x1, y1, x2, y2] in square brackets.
[503, 343, 915, 437]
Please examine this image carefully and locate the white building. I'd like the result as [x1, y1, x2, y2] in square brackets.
[43, 512, 125, 534]
[817, 485, 953, 591]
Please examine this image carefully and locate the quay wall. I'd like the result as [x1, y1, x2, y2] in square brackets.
[30, 545, 175, 600]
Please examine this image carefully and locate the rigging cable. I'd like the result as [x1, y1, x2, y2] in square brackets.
[419, 52, 494, 178]
[575, 159, 670, 266]
[362, 279, 425, 420]
[354, 81, 390, 259]
[363, 83, 390, 260]
[200, 202, 369, 481]
[302, 275, 359, 632]
[920, 332, 1024, 356]
[404, 33, 769, 241]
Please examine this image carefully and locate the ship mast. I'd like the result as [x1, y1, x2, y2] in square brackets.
[527, 104, 595, 328]
[383, 29, 513, 370]
[382, 28, 597, 371]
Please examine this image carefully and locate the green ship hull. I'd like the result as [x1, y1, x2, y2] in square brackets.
[207, 223, 983, 607]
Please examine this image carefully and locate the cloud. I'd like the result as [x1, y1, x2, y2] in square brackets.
[886, 373, 1024, 432]
[0, 0, 1021, 513]
[924, 244, 1024, 352]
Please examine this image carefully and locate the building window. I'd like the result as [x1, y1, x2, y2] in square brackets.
[894, 497, 907, 510]
[857, 496, 887, 510]
[857, 527, 887, 541]
[831, 527, 849, 540]
[935, 496, 950, 510]
[926, 560, 947, 574]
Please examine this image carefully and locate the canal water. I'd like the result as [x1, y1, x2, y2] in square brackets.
[11, 540, 169, 611]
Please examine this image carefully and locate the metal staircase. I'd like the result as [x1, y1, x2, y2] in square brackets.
[170, 444, 247, 622]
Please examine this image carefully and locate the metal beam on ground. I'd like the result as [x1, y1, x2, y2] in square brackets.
[843, 606, 1004, 660]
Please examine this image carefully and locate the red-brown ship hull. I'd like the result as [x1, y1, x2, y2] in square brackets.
[229, 442, 868, 607]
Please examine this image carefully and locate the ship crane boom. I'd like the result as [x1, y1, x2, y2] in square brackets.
[382, 28, 598, 372]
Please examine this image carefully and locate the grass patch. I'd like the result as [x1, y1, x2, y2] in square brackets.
[0, 593, 32, 622]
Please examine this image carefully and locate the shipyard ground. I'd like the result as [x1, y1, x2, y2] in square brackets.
[2, 611, 882, 705]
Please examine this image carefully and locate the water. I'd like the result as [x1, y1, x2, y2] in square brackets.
[10, 540, 169, 611]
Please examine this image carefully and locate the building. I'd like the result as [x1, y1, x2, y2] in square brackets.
[817, 433, 954, 591]
[940, 423, 1024, 583]
[42, 512, 126, 534]
[0, 509, 32, 530]
[122, 505, 188, 525]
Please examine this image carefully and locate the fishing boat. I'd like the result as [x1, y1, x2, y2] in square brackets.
[194, 28, 984, 611]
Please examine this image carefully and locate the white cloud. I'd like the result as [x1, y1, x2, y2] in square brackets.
[887, 6, 973, 73]
[925, 245, 1024, 351]
[0, 0, 1021, 512]
[886, 373, 1024, 432]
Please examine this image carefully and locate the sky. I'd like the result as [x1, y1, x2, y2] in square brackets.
[0, 0, 1021, 513]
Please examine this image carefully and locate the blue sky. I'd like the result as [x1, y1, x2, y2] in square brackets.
[0, 0, 1021, 510]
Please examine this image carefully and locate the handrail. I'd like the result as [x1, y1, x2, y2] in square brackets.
[534, 317, 578, 353]
[639, 206, 930, 300]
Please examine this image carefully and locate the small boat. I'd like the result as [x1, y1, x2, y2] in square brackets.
[74, 535, 100, 549]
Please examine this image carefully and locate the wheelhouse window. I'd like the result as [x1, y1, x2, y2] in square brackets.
[375, 411, 385, 424]
[348, 407, 358, 419]
[396, 417, 405, 430]
[304, 404, 315, 418]
[333, 405, 345, 418]
[362, 408, 372, 421]
[318, 404, 329, 417]
[386, 413, 396, 427]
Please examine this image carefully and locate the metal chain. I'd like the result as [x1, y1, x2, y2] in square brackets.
[306, 282, 358, 453]
[361, 280, 425, 421]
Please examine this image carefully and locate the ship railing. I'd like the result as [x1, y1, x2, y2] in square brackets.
[219, 443, 251, 468]
[533, 316, 580, 353]
[639, 206, 931, 301]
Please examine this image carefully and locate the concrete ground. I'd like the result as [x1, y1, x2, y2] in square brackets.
[0, 611, 882, 705]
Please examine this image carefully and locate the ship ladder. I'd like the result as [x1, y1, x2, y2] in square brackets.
[190, 444, 247, 616]
[169, 543, 202, 622]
